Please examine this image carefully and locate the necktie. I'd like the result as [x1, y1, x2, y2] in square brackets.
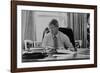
[53, 35, 58, 49]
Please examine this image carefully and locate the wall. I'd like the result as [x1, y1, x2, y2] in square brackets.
[0, 0, 100, 73]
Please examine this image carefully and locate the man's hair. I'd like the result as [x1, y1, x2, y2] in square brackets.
[49, 19, 59, 27]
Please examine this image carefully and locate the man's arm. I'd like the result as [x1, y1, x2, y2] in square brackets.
[63, 34, 73, 47]
[63, 35, 75, 51]
[42, 35, 57, 53]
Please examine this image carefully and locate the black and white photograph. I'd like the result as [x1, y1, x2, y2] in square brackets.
[11, 1, 97, 72]
[21, 10, 90, 62]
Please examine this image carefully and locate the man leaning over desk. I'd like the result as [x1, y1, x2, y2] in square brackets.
[42, 19, 75, 54]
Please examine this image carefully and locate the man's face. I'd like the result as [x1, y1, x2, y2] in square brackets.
[49, 24, 58, 35]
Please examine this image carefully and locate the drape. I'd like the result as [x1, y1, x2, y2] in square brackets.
[67, 13, 88, 48]
[22, 10, 36, 49]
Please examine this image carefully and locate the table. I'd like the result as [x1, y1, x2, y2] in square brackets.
[22, 48, 90, 62]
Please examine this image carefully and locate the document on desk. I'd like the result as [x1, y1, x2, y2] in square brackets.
[52, 49, 77, 59]
[57, 49, 76, 54]
[45, 47, 76, 54]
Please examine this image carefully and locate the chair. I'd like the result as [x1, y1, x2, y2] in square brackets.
[59, 28, 75, 48]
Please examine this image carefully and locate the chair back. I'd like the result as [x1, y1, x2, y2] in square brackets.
[59, 28, 75, 47]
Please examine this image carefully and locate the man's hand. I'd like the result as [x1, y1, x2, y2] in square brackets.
[69, 48, 75, 51]
[49, 49, 57, 54]
[46, 48, 57, 54]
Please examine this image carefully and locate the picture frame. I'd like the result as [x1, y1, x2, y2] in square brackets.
[11, 1, 97, 73]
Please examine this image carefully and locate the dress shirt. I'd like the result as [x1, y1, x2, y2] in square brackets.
[42, 31, 73, 49]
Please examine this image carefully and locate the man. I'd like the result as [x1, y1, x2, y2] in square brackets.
[42, 19, 75, 53]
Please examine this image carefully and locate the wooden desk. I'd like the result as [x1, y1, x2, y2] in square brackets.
[22, 48, 90, 62]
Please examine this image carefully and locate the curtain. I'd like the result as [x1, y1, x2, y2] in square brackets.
[67, 13, 87, 48]
[21, 10, 36, 49]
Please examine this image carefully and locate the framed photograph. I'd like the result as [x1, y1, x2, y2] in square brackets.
[11, 1, 97, 73]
